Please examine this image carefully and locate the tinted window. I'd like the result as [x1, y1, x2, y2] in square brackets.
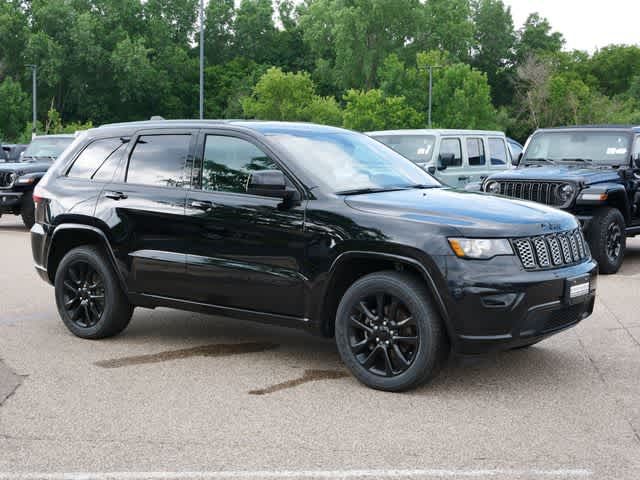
[439, 139, 462, 167]
[372, 135, 436, 163]
[466, 138, 485, 166]
[126, 135, 190, 187]
[202, 136, 277, 193]
[67, 138, 123, 179]
[489, 138, 508, 165]
[93, 145, 125, 182]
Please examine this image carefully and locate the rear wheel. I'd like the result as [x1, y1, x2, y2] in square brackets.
[587, 207, 625, 274]
[335, 271, 449, 392]
[54, 245, 133, 339]
[21, 191, 35, 229]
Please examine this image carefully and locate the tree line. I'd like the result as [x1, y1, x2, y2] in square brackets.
[1, 0, 639, 143]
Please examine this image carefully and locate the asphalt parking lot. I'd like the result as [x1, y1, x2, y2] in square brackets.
[0, 214, 639, 480]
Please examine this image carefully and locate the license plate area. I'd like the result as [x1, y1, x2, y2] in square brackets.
[565, 275, 591, 304]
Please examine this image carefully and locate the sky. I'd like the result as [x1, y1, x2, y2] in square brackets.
[503, 0, 640, 52]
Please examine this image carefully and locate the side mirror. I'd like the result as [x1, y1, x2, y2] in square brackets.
[513, 152, 523, 167]
[247, 170, 299, 204]
[427, 166, 436, 175]
[437, 153, 455, 171]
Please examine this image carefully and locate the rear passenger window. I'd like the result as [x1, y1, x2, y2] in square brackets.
[67, 138, 123, 180]
[439, 139, 462, 167]
[489, 138, 508, 165]
[126, 135, 190, 188]
[202, 135, 278, 193]
[466, 138, 485, 166]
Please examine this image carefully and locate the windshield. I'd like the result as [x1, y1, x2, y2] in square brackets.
[267, 131, 441, 193]
[522, 131, 632, 166]
[370, 135, 436, 164]
[23, 137, 74, 161]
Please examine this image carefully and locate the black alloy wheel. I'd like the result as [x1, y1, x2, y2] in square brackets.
[606, 221, 622, 262]
[348, 293, 419, 377]
[61, 260, 106, 328]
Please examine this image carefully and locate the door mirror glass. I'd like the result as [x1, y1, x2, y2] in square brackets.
[247, 170, 288, 198]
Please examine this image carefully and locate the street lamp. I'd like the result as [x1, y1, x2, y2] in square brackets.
[424, 65, 441, 128]
[199, 0, 204, 120]
[25, 64, 37, 137]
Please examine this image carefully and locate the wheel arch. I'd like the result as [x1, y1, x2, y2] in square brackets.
[47, 224, 128, 293]
[318, 251, 452, 340]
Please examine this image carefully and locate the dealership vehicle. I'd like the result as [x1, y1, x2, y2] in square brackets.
[0, 134, 75, 228]
[482, 126, 640, 274]
[367, 129, 513, 188]
[31, 120, 596, 391]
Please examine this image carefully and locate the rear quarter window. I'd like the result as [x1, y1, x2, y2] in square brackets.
[67, 138, 124, 180]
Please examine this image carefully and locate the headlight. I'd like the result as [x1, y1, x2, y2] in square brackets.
[448, 238, 514, 259]
[8, 173, 17, 185]
[485, 181, 500, 194]
[15, 175, 36, 185]
[557, 184, 575, 203]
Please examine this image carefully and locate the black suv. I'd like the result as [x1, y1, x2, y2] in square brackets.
[0, 134, 75, 227]
[482, 126, 640, 274]
[31, 120, 597, 391]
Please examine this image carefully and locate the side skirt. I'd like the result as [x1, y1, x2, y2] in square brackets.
[129, 293, 314, 332]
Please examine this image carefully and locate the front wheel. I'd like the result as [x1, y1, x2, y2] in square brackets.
[54, 245, 133, 339]
[587, 207, 626, 274]
[335, 271, 449, 392]
[21, 190, 35, 229]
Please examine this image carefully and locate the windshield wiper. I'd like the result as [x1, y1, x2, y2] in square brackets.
[405, 183, 441, 189]
[560, 158, 593, 163]
[336, 186, 410, 195]
[523, 157, 555, 165]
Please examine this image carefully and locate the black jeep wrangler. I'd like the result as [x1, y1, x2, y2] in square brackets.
[483, 126, 640, 274]
[31, 120, 597, 391]
[0, 134, 75, 228]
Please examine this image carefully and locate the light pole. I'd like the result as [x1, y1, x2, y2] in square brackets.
[25, 64, 37, 137]
[425, 65, 441, 128]
[199, 0, 204, 120]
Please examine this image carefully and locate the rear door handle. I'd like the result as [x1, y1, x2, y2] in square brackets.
[190, 200, 214, 211]
[458, 176, 470, 181]
[104, 191, 127, 200]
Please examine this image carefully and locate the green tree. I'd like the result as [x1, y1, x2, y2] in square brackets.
[233, 0, 279, 64]
[588, 45, 640, 97]
[415, 0, 474, 62]
[516, 13, 564, 63]
[205, 0, 235, 65]
[242, 67, 342, 125]
[342, 89, 423, 131]
[0, 77, 30, 141]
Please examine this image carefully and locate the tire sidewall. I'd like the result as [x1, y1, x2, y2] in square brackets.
[54, 247, 119, 338]
[590, 208, 625, 274]
[335, 273, 442, 391]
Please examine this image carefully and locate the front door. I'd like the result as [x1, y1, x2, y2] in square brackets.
[184, 131, 308, 318]
[464, 137, 490, 185]
[436, 137, 465, 187]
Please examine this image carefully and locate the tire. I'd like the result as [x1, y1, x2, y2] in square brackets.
[21, 190, 35, 229]
[335, 271, 449, 392]
[587, 207, 626, 274]
[54, 245, 133, 339]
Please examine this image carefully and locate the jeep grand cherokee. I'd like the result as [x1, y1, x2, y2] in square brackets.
[31, 120, 597, 391]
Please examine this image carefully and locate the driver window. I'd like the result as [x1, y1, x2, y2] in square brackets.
[440, 138, 462, 167]
[202, 135, 279, 193]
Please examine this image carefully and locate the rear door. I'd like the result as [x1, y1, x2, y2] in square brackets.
[94, 129, 196, 299]
[436, 137, 465, 187]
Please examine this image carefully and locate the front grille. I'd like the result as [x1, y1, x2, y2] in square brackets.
[0, 171, 16, 189]
[513, 229, 589, 270]
[495, 181, 568, 206]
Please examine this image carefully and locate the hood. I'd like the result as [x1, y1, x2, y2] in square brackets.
[345, 187, 578, 237]
[0, 161, 52, 175]
[491, 165, 620, 185]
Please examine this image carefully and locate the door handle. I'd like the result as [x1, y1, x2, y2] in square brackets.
[190, 200, 214, 211]
[458, 176, 470, 181]
[104, 191, 127, 200]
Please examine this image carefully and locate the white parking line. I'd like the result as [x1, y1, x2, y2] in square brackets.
[0, 468, 593, 479]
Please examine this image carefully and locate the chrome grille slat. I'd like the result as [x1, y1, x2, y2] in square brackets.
[513, 229, 589, 270]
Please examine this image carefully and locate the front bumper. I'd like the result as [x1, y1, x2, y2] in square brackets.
[442, 255, 597, 354]
[0, 191, 23, 212]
